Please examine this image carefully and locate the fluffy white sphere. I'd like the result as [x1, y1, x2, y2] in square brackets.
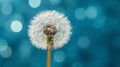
[28, 10, 72, 50]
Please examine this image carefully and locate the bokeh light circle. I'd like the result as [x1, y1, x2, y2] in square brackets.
[85, 6, 97, 19]
[0, 39, 8, 52]
[28, 0, 41, 8]
[49, 0, 61, 5]
[1, 3, 13, 15]
[92, 18, 106, 29]
[78, 36, 90, 48]
[74, 8, 86, 20]
[10, 20, 23, 32]
[19, 40, 32, 58]
[0, 0, 11, 3]
[112, 35, 120, 48]
[53, 50, 65, 63]
[0, 46, 12, 58]
[72, 62, 82, 67]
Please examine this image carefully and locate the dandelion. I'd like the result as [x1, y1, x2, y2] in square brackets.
[28, 10, 72, 67]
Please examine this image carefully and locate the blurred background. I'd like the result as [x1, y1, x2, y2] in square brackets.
[0, 0, 120, 67]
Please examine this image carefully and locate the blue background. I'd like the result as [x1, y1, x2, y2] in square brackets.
[0, 0, 120, 67]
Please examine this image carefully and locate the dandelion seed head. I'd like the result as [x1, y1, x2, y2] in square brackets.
[28, 10, 72, 50]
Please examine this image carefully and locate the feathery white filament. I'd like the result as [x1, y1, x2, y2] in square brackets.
[28, 10, 72, 50]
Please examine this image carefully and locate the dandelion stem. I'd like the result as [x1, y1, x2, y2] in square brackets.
[47, 48, 51, 67]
